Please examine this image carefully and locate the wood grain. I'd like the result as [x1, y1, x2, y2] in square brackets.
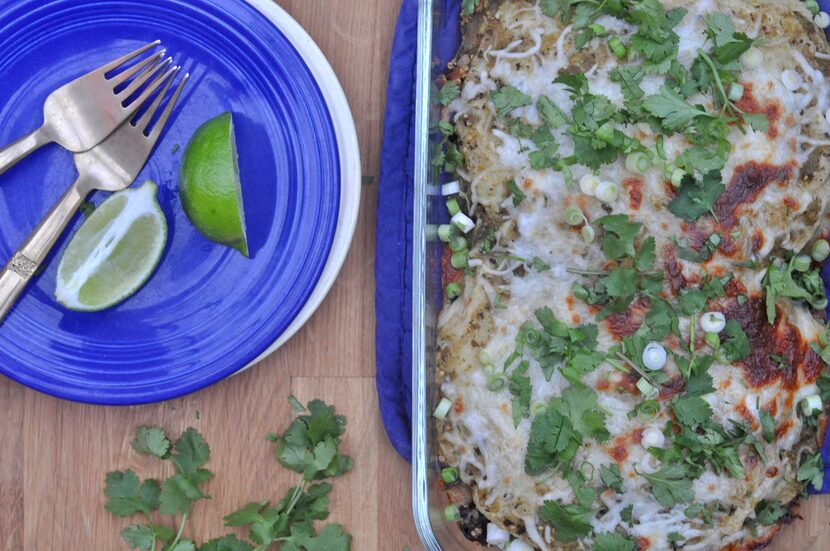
[0, 1, 828, 551]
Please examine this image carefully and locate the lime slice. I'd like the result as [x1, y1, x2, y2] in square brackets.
[55, 181, 168, 311]
[179, 112, 249, 257]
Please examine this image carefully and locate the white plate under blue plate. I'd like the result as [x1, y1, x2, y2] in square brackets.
[0, 0, 361, 404]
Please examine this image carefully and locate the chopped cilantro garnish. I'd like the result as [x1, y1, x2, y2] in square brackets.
[507, 179, 527, 206]
[600, 463, 624, 493]
[539, 500, 593, 542]
[638, 462, 695, 508]
[668, 170, 724, 222]
[797, 452, 824, 491]
[593, 532, 636, 551]
[491, 85, 532, 119]
[509, 360, 532, 428]
[531, 256, 551, 272]
[437, 81, 460, 106]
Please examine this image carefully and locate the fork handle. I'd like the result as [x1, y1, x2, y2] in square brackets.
[0, 181, 86, 323]
[0, 127, 50, 177]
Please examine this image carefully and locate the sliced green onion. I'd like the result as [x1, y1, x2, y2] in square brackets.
[449, 234, 468, 252]
[451, 212, 475, 234]
[446, 282, 462, 300]
[564, 205, 585, 226]
[793, 254, 812, 272]
[801, 394, 823, 416]
[581, 225, 596, 243]
[636, 377, 659, 399]
[655, 136, 667, 160]
[700, 311, 726, 333]
[433, 397, 453, 420]
[572, 283, 589, 301]
[625, 152, 651, 174]
[707, 233, 722, 248]
[595, 181, 619, 202]
[595, 122, 616, 143]
[807, 0, 821, 16]
[451, 250, 469, 269]
[579, 174, 600, 196]
[442, 180, 461, 195]
[487, 374, 507, 391]
[812, 239, 830, 262]
[437, 224, 454, 243]
[705, 332, 721, 349]
[532, 402, 547, 416]
[524, 328, 541, 345]
[588, 23, 606, 37]
[816, 11, 830, 29]
[478, 350, 492, 365]
[781, 69, 803, 91]
[580, 461, 595, 481]
[608, 36, 627, 58]
[441, 466, 460, 484]
[443, 505, 461, 522]
[642, 342, 667, 371]
[446, 197, 461, 216]
[727, 83, 744, 102]
[742, 47, 763, 67]
[670, 168, 685, 188]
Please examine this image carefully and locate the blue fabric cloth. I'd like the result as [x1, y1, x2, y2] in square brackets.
[375, 0, 419, 461]
[376, 0, 830, 492]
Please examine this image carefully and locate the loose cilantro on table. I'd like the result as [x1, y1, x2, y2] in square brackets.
[104, 399, 353, 551]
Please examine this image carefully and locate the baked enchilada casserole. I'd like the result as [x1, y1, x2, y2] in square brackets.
[432, 1, 830, 549]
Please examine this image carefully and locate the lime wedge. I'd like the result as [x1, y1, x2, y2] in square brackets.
[179, 112, 249, 257]
[55, 181, 168, 311]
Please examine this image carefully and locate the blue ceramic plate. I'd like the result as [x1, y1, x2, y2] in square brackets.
[0, 0, 361, 404]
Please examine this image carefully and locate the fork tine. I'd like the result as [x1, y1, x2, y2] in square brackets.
[99, 40, 162, 74]
[134, 67, 180, 130]
[109, 50, 165, 87]
[147, 72, 189, 141]
[118, 57, 173, 102]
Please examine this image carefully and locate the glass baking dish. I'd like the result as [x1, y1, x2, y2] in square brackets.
[412, 0, 482, 549]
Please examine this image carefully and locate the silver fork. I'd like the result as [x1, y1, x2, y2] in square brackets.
[0, 67, 189, 323]
[0, 40, 171, 177]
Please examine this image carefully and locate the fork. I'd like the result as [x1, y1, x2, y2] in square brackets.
[0, 66, 189, 323]
[0, 40, 171, 177]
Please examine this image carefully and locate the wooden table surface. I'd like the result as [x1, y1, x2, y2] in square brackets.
[1, 1, 829, 550]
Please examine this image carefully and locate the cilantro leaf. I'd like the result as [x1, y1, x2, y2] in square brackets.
[550, 385, 610, 443]
[437, 81, 460, 106]
[509, 360, 532, 428]
[593, 532, 636, 551]
[600, 463, 623, 493]
[131, 426, 171, 459]
[531, 256, 551, 272]
[538, 95, 569, 128]
[721, 319, 749, 361]
[508, 179, 527, 206]
[169, 542, 197, 551]
[300, 524, 352, 551]
[120, 525, 155, 550]
[639, 462, 695, 508]
[797, 452, 824, 491]
[635, 236, 656, 271]
[752, 500, 787, 526]
[644, 87, 712, 130]
[159, 473, 207, 515]
[198, 536, 254, 551]
[170, 428, 213, 484]
[491, 85, 532, 119]
[539, 500, 593, 542]
[668, 170, 724, 222]
[104, 470, 161, 517]
[595, 215, 642, 260]
[672, 395, 713, 428]
[605, 268, 638, 298]
[704, 13, 754, 64]
[759, 408, 775, 443]
[525, 405, 579, 475]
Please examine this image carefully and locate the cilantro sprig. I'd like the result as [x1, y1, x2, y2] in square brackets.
[104, 398, 353, 551]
